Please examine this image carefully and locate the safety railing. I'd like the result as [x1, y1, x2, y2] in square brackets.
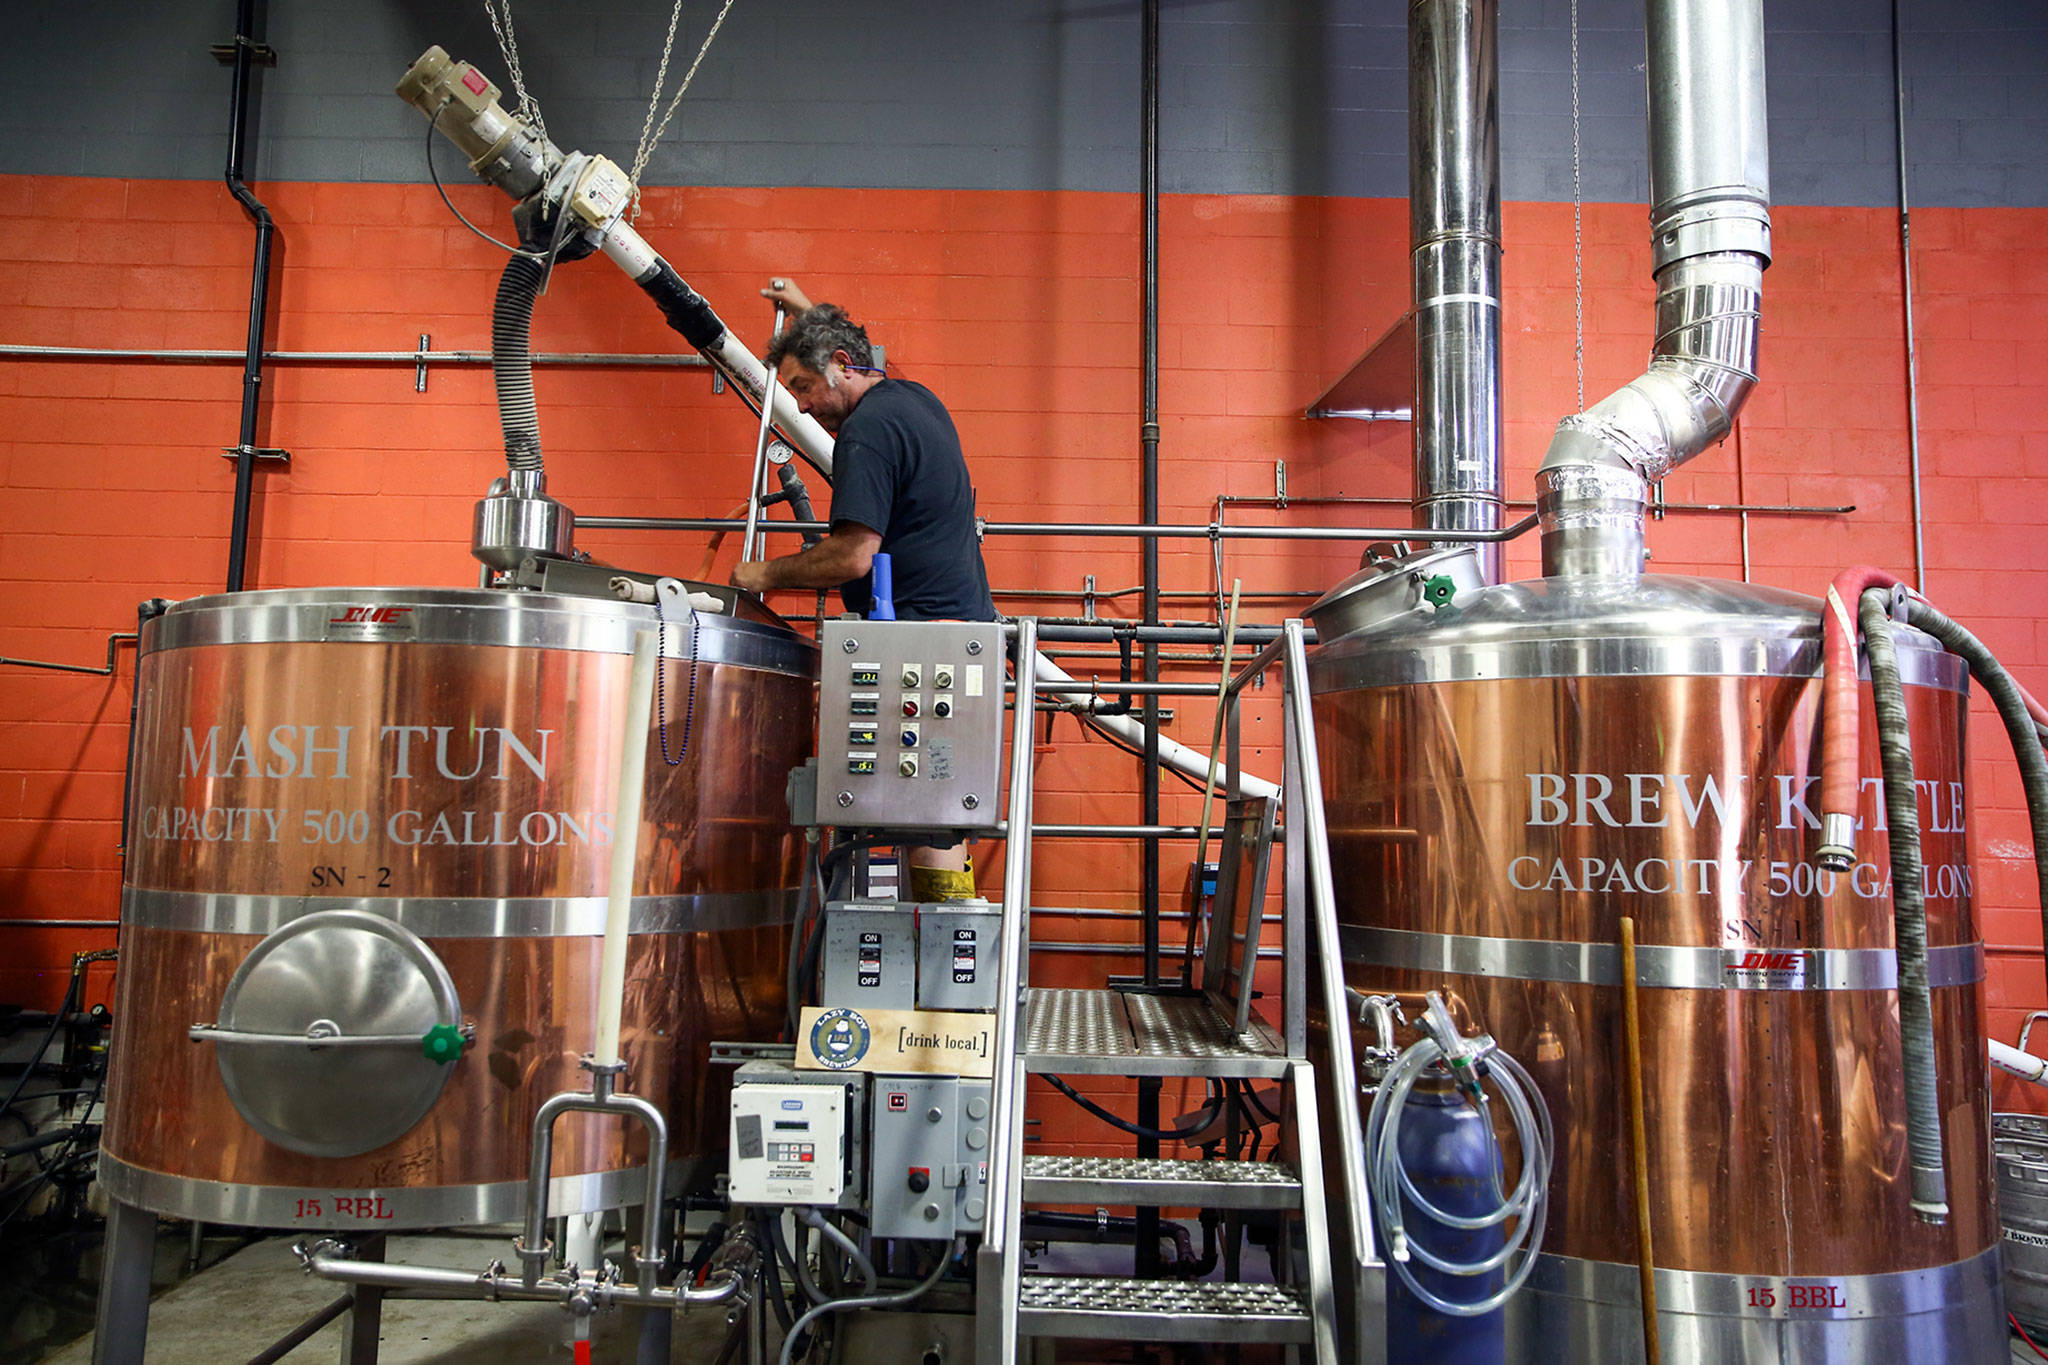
[1222, 618, 1385, 1363]
[975, 616, 1039, 1365]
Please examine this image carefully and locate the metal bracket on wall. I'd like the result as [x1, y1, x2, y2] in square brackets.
[220, 445, 290, 466]
[209, 40, 277, 66]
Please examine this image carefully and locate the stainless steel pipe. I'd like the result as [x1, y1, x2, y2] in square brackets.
[299, 1242, 744, 1308]
[579, 514, 1541, 542]
[1410, 0, 1505, 583]
[514, 1064, 668, 1293]
[1536, 0, 1772, 577]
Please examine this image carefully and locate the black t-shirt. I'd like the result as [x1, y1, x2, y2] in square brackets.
[829, 378, 996, 622]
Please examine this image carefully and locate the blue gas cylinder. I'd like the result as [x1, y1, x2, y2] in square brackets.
[1380, 1086, 1507, 1365]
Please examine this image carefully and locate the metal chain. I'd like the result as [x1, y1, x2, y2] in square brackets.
[1570, 0, 1585, 412]
[655, 609, 700, 767]
[630, 0, 692, 191]
[481, 0, 548, 149]
[628, 0, 742, 219]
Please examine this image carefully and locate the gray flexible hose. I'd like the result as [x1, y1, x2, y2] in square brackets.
[777, 1240, 952, 1365]
[795, 1207, 875, 1295]
[1859, 589, 1948, 1222]
[1364, 1039, 1553, 1318]
[493, 251, 547, 473]
[1903, 598, 2048, 990]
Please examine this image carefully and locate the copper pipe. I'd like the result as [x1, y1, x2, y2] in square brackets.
[1620, 916, 1660, 1365]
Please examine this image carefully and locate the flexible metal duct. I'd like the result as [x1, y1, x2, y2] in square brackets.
[1537, 0, 1772, 577]
[1410, 0, 1505, 584]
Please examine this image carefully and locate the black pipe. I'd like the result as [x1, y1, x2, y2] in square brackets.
[1, 1126, 95, 1161]
[242, 1293, 355, 1365]
[1859, 589, 1946, 1222]
[222, 0, 276, 593]
[1902, 599, 2048, 994]
[1136, 0, 1164, 1279]
[774, 463, 825, 547]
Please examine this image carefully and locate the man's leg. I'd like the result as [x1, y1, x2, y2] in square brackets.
[906, 842, 977, 901]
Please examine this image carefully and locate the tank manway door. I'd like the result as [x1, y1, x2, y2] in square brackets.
[188, 909, 471, 1158]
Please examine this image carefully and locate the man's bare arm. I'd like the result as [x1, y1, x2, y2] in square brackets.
[731, 524, 881, 594]
[759, 277, 815, 313]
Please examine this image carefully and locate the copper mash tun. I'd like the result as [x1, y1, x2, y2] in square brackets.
[101, 585, 815, 1231]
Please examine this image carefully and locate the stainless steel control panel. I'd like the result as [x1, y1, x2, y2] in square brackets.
[814, 620, 1005, 831]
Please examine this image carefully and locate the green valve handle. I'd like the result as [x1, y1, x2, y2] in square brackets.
[421, 1023, 467, 1065]
[1420, 574, 1458, 609]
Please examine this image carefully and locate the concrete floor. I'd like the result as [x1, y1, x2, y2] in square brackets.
[41, 1229, 2045, 1363]
[45, 1234, 746, 1364]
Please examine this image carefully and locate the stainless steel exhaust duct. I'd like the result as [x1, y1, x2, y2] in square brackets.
[1410, 0, 1505, 584]
[1537, 0, 1772, 577]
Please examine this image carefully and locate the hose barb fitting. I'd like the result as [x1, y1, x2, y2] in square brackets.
[1815, 812, 1856, 873]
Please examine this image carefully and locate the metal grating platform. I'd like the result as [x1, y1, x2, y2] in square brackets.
[1023, 1154, 1301, 1209]
[1017, 1276, 1313, 1343]
[1022, 987, 1136, 1059]
[1021, 988, 1288, 1077]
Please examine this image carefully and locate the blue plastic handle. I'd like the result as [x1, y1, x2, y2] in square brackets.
[869, 552, 896, 620]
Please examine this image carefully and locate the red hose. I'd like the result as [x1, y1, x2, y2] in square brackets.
[1819, 567, 1909, 867]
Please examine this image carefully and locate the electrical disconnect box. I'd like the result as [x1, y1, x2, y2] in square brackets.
[915, 900, 1002, 1012]
[728, 1064, 859, 1207]
[821, 901, 917, 1010]
[814, 620, 1006, 831]
[868, 1075, 993, 1239]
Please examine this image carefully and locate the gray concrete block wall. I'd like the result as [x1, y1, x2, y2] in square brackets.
[0, 0, 2040, 206]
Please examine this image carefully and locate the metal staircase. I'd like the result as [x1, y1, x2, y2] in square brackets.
[976, 620, 1384, 1364]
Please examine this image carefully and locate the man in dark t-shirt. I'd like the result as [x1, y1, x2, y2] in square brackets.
[730, 297, 994, 623]
[731, 289, 995, 900]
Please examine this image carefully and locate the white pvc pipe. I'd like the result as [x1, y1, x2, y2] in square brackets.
[1991, 1039, 2048, 1088]
[1033, 650, 1279, 800]
[597, 222, 837, 475]
[596, 219, 1279, 802]
[595, 628, 660, 1066]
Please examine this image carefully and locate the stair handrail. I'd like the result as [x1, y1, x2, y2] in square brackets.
[1263, 620, 1384, 1359]
[976, 616, 1039, 1365]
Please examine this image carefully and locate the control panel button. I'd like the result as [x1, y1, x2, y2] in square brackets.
[900, 725, 920, 747]
[899, 756, 919, 778]
[902, 697, 920, 717]
[907, 1167, 930, 1193]
[932, 696, 953, 718]
[901, 665, 922, 689]
[934, 666, 954, 689]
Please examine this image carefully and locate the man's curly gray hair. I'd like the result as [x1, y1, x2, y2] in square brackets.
[764, 303, 875, 374]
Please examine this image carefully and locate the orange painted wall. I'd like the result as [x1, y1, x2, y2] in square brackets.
[3, 175, 2046, 1131]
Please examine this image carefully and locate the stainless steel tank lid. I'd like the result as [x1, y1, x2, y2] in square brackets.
[1307, 573, 1965, 692]
[1305, 543, 1485, 643]
[194, 909, 465, 1160]
[140, 585, 818, 678]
